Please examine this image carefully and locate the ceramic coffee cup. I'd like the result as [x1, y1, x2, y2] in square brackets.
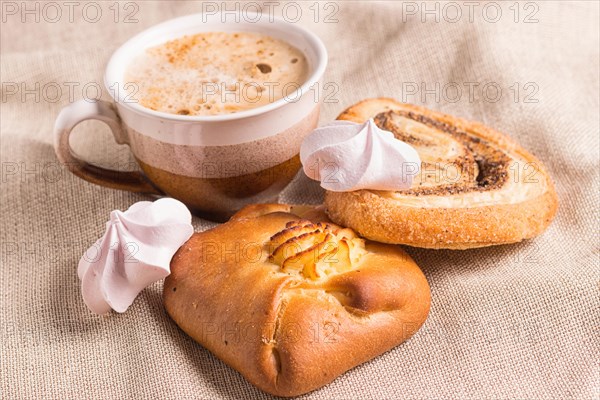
[54, 12, 327, 221]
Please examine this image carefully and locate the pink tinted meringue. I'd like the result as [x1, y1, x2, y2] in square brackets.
[78, 198, 194, 314]
[300, 119, 421, 191]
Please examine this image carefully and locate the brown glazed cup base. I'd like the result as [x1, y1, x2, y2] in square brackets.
[137, 156, 301, 222]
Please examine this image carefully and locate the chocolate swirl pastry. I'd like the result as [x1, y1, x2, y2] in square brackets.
[325, 98, 558, 249]
[164, 204, 430, 397]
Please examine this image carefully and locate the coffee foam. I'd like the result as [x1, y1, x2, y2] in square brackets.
[124, 32, 309, 116]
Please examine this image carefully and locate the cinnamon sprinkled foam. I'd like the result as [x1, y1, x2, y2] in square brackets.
[124, 32, 308, 116]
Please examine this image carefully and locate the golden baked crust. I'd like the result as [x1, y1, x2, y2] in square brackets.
[326, 98, 558, 249]
[163, 204, 430, 397]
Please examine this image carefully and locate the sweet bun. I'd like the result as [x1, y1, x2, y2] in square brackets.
[325, 98, 558, 249]
[163, 204, 430, 397]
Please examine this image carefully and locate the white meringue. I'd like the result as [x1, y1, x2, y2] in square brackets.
[300, 119, 421, 192]
[78, 198, 194, 314]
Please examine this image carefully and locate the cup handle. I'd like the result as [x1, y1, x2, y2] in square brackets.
[53, 100, 161, 194]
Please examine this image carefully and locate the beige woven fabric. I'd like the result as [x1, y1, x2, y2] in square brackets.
[1, 1, 598, 398]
